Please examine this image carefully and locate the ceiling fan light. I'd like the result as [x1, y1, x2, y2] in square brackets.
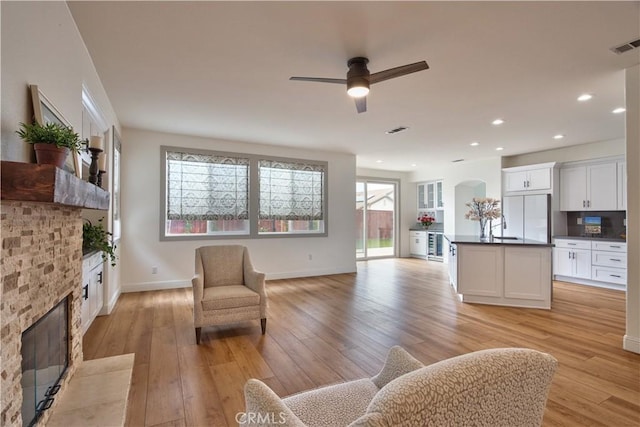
[347, 78, 370, 98]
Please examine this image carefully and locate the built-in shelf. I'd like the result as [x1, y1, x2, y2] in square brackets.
[1, 161, 109, 210]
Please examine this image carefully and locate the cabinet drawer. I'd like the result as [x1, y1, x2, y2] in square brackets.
[592, 251, 626, 268]
[554, 239, 591, 250]
[410, 231, 426, 238]
[591, 266, 626, 285]
[591, 241, 626, 252]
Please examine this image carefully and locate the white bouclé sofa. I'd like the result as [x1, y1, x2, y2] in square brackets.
[241, 346, 557, 427]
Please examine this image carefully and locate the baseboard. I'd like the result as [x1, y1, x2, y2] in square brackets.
[623, 335, 640, 354]
[121, 267, 357, 292]
[265, 266, 357, 280]
[106, 288, 121, 314]
[553, 275, 625, 291]
[122, 279, 191, 293]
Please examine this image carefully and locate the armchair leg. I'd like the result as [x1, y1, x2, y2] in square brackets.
[261, 318, 267, 334]
[195, 327, 202, 344]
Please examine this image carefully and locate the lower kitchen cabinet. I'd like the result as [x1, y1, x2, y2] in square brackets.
[553, 238, 627, 290]
[410, 230, 427, 258]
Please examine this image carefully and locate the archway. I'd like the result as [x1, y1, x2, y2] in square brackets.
[454, 180, 486, 235]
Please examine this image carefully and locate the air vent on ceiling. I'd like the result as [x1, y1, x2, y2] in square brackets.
[451, 159, 465, 163]
[611, 38, 640, 54]
[385, 126, 408, 135]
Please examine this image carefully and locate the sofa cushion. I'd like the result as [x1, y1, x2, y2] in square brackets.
[283, 379, 379, 427]
[202, 285, 260, 311]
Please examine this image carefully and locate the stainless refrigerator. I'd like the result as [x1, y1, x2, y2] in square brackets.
[502, 194, 551, 243]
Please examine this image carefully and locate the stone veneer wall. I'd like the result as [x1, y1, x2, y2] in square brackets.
[1, 201, 84, 426]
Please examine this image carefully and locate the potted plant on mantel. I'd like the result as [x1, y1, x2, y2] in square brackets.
[83, 219, 117, 267]
[16, 121, 84, 169]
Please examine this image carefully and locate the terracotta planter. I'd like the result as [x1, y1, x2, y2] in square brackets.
[33, 143, 70, 168]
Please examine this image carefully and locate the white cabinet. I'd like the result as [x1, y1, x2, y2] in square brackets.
[560, 161, 618, 211]
[82, 252, 104, 334]
[410, 231, 427, 258]
[504, 167, 551, 193]
[553, 238, 627, 288]
[448, 243, 458, 292]
[458, 245, 503, 297]
[617, 160, 626, 210]
[417, 180, 443, 210]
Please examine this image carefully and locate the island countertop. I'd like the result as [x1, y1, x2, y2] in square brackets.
[444, 234, 553, 247]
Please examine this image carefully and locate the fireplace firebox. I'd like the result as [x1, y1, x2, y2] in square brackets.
[21, 296, 69, 427]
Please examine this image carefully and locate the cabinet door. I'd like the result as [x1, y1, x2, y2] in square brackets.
[527, 168, 551, 191]
[573, 249, 592, 279]
[587, 162, 617, 210]
[448, 243, 458, 291]
[426, 183, 435, 209]
[560, 167, 587, 211]
[554, 248, 574, 276]
[457, 245, 503, 297]
[617, 161, 626, 210]
[417, 184, 427, 210]
[436, 181, 443, 209]
[504, 170, 528, 192]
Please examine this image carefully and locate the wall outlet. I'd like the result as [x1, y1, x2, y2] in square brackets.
[151, 266, 158, 274]
[308, 254, 312, 261]
[577, 218, 583, 225]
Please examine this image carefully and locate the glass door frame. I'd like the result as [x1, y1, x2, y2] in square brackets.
[356, 177, 400, 260]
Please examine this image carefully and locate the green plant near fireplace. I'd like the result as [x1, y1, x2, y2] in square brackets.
[83, 219, 117, 267]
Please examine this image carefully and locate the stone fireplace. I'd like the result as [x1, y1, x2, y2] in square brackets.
[1, 161, 109, 426]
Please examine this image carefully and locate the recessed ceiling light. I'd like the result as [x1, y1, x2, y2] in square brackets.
[376, 160, 383, 163]
[492, 119, 504, 125]
[553, 134, 564, 140]
[411, 163, 417, 167]
[496, 147, 504, 151]
[577, 93, 593, 102]
[612, 107, 626, 114]
[470, 141, 479, 146]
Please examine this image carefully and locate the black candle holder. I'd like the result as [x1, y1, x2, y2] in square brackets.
[97, 170, 106, 188]
[88, 147, 103, 185]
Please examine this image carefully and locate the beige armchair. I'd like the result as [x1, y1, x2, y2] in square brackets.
[241, 346, 557, 426]
[192, 245, 267, 344]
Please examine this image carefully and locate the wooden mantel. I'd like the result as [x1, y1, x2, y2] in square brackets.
[1, 161, 109, 210]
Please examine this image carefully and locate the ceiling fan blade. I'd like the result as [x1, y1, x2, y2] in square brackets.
[369, 61, 429, 84]
[289, 77, 347, 84]
[355, 96, 367, 114]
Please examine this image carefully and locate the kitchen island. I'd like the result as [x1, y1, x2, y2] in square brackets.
[445, 235, 553, 309]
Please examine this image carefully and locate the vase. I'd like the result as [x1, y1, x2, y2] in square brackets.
[422, 224, 431, 230]
[479, 218, 488, 240]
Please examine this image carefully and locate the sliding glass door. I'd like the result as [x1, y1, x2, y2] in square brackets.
[356, 180, 397, 259]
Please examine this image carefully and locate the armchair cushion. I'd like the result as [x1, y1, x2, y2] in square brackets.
[198, 245, 245, 287]
[202, 285, 260, 311]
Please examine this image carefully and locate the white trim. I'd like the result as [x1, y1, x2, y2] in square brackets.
[81, 83, 109, 132]
[100, 288, 121, 315]
[122, 279, 191, 293]
[553, 275, 626, 291]
[623, 335, 640, 353]
[265, 266, 356, 281]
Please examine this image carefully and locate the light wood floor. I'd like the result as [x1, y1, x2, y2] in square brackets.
[83, 258, 640, 427]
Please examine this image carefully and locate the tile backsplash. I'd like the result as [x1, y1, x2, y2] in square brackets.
[566, 211, 626, 239]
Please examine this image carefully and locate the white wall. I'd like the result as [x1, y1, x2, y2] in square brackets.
[502, 138, 625, 168]
[1, 2, 119, 162]
[625, 64, 639, 354]
[411, 157, 502, 236]
[121, 128, 356, 291]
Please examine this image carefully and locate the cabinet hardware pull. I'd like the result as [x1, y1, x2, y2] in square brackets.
[568, 243, 576, 245]
[610, 274, 621, 278]
[82, 284, 89, 300]
[610, 245, 621, 248]
[587, 200, 591, 207]
[582, 200, 586, 208]
[98, 271, 103, 283]
[610, 259, 621, 262]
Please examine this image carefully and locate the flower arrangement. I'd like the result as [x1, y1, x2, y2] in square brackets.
[418, 214, 436, 228]
[464, 197, 501, 239]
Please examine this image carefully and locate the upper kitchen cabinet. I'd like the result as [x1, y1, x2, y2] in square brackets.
[560, 159, 620, 211]
[503, 163, 554, 194]
[417, 180, 444, 210]
[617, 160, 626, 211]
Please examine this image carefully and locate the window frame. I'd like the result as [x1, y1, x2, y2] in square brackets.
[160, 146, 328, 240]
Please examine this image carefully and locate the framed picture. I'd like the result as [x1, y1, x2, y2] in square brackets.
[30, 84, 81, 178]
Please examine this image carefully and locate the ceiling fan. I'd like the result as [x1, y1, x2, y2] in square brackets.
[290, 57, 429, 113]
